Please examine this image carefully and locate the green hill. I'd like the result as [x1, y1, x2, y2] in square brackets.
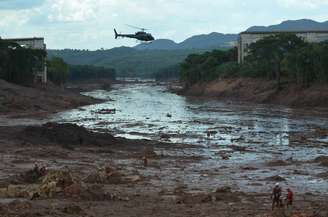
[48, 47, 210, 77]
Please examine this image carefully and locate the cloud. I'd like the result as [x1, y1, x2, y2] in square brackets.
[47, 0, 98, 22]
[1, 0, 328, 49]
[276, 0, 328, 8]
[0, 0, 45, 10]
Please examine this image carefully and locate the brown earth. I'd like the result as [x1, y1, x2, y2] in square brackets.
[181, 78, 328, 108]
[0, 79, 101, 118]
[0, 123, 327, 217]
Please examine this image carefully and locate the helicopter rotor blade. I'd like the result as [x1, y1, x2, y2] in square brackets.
[126, 24, 149, 31]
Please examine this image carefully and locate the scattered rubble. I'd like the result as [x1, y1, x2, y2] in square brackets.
[312, 156, 328, 167]
[266, 160, 290, 167]
[264, 175, 286, 182]
[95, 108, 116, 114]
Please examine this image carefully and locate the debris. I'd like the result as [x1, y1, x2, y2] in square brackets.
[160, 133, 170, 140]
[64, 183, 83, 198]
[7, 200, 32, 212]
[264, 175, 286, 182]
[313, 156, 328, 167]
[41, 170, 74, 189]
[142, 146, 158, 158]
[10, 164, 48, 184]
[215, 186, 232, 193]
[63, 204, 84, 215]
[230, 145, 248, 152]
[240, 166, 258, 171]
[220, 154, 231, 160]
[95, 108, 116, 114]
[266, 160, 290, 167]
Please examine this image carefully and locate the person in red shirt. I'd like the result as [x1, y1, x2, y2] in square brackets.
[286, 188, 294, 207]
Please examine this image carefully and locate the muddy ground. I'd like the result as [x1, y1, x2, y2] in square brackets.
[0, 123, 327, 217]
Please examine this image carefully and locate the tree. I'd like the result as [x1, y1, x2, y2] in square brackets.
[47, 57, 69, 85]
[0, 39, 46, 85]
[246, 33, 306, 89]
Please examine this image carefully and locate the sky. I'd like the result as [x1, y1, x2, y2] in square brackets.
[0, 0, 328, 50]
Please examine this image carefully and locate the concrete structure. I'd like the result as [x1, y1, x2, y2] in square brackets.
[238, 31, 328, 64]
[3, 37, 47, 83]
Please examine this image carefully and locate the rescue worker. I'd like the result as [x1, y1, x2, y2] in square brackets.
[286, 188, 294, 208]
[271, 183, 282, 210]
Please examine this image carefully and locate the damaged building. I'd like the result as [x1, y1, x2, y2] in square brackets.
[3, 37, 47, 84]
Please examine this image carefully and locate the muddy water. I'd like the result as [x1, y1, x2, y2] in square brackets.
[48, 83, 328, 194]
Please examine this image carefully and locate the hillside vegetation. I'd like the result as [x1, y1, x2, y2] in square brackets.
[181, 33, 328, 87]
[180, 33, 328, 106]
[48, 48, 207, 78]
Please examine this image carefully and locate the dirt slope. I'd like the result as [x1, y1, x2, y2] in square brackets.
[183, 78, 328, 107]
[0, 79, 100, 117]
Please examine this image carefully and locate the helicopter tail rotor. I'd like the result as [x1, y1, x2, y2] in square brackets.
[114, 29, 118, 39]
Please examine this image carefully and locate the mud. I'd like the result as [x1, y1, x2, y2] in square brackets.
[0, 82, 328, 216]
[0, 123, 327, 217]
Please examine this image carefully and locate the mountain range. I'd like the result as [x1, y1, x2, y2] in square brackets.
[48, 19, 328, 77]
[134, 32, 238, 50]
[134, 19, 328, 50]
[246, 19, 328, 32]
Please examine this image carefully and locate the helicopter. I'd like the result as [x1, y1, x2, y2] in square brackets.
[114, 25, 155, 42]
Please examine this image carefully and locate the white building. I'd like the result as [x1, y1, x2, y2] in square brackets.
[3, 37, 47, 84]
[238, 31, 328, 64]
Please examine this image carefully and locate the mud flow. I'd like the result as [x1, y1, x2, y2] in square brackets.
[48, 83, 328, 195]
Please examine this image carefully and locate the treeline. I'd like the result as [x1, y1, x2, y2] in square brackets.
[180, 48, 237, 86]
[0, 39, 46, 85]
[47, 58, 116, 85]
[69, 65, 116, 82]
[154, 64, 180, 81]
[181, 33, 328, 88]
